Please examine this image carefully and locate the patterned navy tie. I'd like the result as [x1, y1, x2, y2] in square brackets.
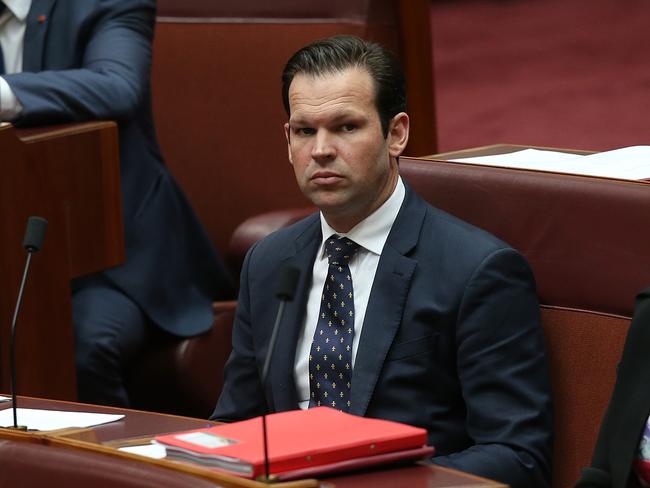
[309, 234, 360, 411]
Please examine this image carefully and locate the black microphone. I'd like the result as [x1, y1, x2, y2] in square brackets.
[259, 266, 300, 482]
[8, 216, 48, 430]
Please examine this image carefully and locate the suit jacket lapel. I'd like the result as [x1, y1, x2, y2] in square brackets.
[350, 186, 426, 416]
[23, 0, 56, 72]
[269, 217, 321, 411]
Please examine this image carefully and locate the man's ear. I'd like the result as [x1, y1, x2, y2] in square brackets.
[284, 122, 293, 165]
[388, 112, 410, 158]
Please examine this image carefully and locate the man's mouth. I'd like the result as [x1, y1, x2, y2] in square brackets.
[311, 172, 343, 185]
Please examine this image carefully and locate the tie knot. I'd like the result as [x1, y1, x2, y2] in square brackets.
[325, 235, 360, 266]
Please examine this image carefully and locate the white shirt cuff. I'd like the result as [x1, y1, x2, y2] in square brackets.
[0, 76, 24, 121]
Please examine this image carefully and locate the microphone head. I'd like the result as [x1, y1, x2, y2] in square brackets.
[23, 216, 48, 252]
[276, 266, 300, 301]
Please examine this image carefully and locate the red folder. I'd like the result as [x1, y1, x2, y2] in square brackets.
[155, 407, 433, 479]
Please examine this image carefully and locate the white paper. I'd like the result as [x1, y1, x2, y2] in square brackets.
[119, 443, 167, 459]
[0, 408, 124, 430]
[452, 148, 583, 166]
[575, 146, 650, 180]
[452, 146, 650, 181]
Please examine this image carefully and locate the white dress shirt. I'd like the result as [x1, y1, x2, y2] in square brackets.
[294, 176, 406, 409]
[0, 0, 30, 120]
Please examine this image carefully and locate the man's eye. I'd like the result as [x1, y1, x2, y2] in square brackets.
[340, 124, 356, 132]
[296, 127, 315, 136]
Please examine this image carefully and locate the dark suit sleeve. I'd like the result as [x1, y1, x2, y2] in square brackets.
[211, 242, 268, 421]
[4, 0, 155, 125]
[431, 248, 553, 488]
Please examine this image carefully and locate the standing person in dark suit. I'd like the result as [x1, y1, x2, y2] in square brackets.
[576, 288, 650, 488]
[0, 0, 234, 407]
[212, 35, 553, 488]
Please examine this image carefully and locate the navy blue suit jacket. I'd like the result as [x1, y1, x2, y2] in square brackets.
[3, 0, 233, 335]
[213, 185, 553, 487]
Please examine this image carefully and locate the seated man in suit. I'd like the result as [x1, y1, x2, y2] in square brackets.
[212, 35, 552, 488]
[0, 0, 233, 406]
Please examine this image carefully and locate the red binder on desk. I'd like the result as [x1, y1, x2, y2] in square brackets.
[155, 407, 434, 479]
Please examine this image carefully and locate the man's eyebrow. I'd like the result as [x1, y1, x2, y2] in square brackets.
[288, 116, 310, 126]
[290, 111, 364, 126]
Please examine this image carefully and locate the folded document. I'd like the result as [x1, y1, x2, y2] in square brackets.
[155, 407, 433, 479]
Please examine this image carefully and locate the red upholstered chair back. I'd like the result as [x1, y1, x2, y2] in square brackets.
[397, 157, 649, 488]
[151, 0, 436, 257]
[128, 301, 237, 418]
[540, 306, 629, 488]
[399, 157, 650, 316]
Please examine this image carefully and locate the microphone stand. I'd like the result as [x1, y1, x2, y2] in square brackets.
[5, 216, 48, 431]
[257, 267, 300, 483]
[8, 251, 34, 430]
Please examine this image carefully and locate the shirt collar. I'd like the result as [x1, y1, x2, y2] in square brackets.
[319, 176, 406, 257]
[2, 0, 31, 22]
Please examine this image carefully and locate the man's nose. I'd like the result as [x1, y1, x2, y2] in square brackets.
[311, 131, 336, 162]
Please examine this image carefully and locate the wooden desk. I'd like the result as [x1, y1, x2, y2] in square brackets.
[1, 397, 506, 487]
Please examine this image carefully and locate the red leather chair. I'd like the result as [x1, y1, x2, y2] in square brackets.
[128, 301, 237, 418]
[397, 156, 648, 488]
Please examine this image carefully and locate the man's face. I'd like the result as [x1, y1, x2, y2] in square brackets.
[284, 67, 408, 232]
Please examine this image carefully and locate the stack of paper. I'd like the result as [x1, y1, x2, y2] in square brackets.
[0, 407, 123, 430]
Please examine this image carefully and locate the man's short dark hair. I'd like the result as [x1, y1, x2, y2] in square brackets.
[282, 35, 407, 138]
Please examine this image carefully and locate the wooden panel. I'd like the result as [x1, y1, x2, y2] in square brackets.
[0, 122, 123, 400]
[398, 0, 437, 156]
